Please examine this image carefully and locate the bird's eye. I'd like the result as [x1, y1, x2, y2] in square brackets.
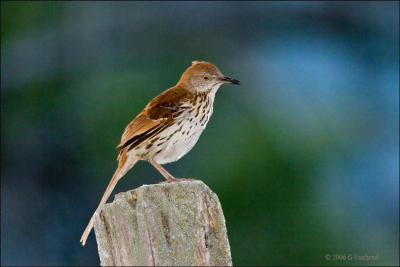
[203, 75, 209, 80]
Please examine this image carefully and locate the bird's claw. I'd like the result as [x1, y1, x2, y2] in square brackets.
[158, 178, 197, 184]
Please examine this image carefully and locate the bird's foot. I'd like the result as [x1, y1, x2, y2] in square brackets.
[175, 178, 198, 182]
[158, 178, 197, 184]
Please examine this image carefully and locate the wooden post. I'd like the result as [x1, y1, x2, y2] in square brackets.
[93, 180, 232, 266]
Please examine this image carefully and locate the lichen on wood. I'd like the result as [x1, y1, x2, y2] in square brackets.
[93, 180, 232, 266]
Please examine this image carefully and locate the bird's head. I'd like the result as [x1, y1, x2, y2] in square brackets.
[178, 61, 240, 93]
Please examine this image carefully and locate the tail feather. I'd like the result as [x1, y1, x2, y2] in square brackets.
[80, 153, 138, 246]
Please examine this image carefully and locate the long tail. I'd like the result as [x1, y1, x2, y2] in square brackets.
[80, 153, 138, 246]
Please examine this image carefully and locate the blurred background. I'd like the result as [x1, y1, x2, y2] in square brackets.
[1, 1, 398, 266]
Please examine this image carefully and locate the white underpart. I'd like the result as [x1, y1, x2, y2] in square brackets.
[129, 87, 219, 165]
[154, 91, 216, 164]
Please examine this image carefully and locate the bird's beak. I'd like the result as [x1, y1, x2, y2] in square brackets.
[220, 76, 240, 85]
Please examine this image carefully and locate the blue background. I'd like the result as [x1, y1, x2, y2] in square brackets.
[1, 2, 399, 266]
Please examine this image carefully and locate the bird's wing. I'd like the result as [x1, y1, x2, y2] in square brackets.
[116, 109, 173, 151]
[116, 86, 193, 151]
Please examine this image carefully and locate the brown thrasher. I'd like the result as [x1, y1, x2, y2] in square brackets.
[80, 61, 239, 246]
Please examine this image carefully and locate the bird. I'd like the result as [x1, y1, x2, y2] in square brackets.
[80, 60, 239, 246]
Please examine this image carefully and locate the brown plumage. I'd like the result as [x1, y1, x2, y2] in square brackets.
[80, 61, 239, 246]
[116, 85, 194, 151]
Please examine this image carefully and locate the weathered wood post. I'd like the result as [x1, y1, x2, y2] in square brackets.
[93, 180, 232, 266]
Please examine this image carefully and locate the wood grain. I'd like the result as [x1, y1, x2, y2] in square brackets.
[93, 180, 232, 266]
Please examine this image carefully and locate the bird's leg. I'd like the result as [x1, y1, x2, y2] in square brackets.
[148, 158, 178, 182]
[148, 159, 198, 183]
